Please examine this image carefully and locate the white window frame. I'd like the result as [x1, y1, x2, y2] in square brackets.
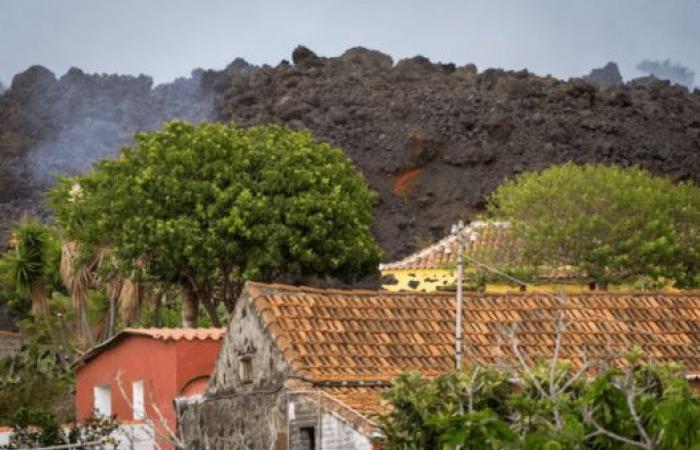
[93, 384, 112, 417]
[132, 380, 145, 420]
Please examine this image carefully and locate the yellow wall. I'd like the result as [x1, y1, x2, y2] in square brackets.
[381, 269, 677, 293]
[382, 269, 455, 292]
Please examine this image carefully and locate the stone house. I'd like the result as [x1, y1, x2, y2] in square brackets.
[177, 282, 700, 449]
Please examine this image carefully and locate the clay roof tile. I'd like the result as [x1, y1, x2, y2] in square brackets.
[242, 282, 700, 394]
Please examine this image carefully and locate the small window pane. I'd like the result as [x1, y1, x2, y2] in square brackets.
[94, 384, 111, 417]
[132, 380, 145, 419]
[239, 357, 253, 383]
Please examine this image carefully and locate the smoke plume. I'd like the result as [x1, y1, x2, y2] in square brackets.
[636, 59, 696, 89]
[5, 66, 217, 188]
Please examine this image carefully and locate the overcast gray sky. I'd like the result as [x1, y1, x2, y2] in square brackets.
[1, 0, 698, 86]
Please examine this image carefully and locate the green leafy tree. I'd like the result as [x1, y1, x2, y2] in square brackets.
[378, 369, 513, 449]
[378, 361, 700, 449]
[488, 163, 700, 288]
[49, 121, 381, 327]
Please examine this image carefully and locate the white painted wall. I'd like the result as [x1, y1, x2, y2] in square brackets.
[0, 423, 153, 450]
[321, 413, 372, 450]
[0, 430, 9, 447]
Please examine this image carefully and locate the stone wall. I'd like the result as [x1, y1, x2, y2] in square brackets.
[176, 289, 377, 450]
[178, 392, 287, 450]
[179, 390, 374, 450]
[178, 289, 291, 449]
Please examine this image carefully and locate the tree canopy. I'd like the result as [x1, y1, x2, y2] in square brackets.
[379, 360, 700, 450]
[49, 121, 381, 326]
[487, 163, 700, 288]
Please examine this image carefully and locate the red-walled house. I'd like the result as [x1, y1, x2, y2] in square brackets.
[74, 328, 224, 448]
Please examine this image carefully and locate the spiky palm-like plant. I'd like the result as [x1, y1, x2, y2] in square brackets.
[60, 240, 146, 343]
[0, 221, 60, 317]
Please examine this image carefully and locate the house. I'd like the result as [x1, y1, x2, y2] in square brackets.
[379, 220, 643, 292]
[177, 282, 700, 450]
[74, 328, 225, 449]
[0, 330, 23, 359]
[380, 221, 516, 292]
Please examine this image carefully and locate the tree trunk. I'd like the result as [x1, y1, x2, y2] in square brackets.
[154, 292, 164, 327]
[107, 296, 116, 339]
[79, 303, 95, 347]
[201, 296, 222, 327]
[30, 283, 48, 317]
[223, 281, 245, 314]
[181, 286, 200, 328]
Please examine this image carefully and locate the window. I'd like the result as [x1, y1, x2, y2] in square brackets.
[239, 356, 253, 384]
[94, 384, 111, 416]
[132, 381, 145, 419]
[299, 427, 315, 450]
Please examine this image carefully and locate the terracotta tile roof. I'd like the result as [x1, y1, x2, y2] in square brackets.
[247, 282, 700, 387]
[122, 328, 226, 341]
[379, 221, 516, 271]
[74, 328, 225, 368]
[316, 386, 388, 417]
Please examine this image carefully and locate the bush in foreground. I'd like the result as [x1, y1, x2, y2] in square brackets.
[378, 358, 700, 449]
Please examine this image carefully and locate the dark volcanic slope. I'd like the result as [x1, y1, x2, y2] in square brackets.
[210, 47, 700, 259]
[1, 47, 700, 260]
[0, 64, 225, 241]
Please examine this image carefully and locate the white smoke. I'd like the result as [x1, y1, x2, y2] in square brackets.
[15, 67, 218, 187]
[636, 59, 696, 89]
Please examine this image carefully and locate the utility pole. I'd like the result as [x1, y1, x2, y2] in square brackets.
[451, 220, 529, 370]
[452, 221, 465, 370]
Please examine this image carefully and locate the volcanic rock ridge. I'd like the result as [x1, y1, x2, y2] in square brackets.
[1, 46, 700, 261]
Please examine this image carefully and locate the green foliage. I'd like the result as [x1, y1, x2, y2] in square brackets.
[379, 368, 513, 449]
[0, 294, 79, 424]
[49, 121, 381, 323]
[0, 220, 62, 315]
[0, 308, 74, 425]
[2, 408, 119, 449]
[0, 221, 60, 292]
[488, 163, 700, 287]
[0, 223, 80, 424]
[378, 361, 700, 449]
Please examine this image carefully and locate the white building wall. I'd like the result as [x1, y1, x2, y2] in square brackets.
[321, 413, 372, 450]
[114, 423, 155, 450]
[0, 429, 9, 447]
[0, 423, 153, 450]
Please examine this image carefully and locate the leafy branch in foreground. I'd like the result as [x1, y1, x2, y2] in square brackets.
[378, 311, 700, 449]
[1, 408, 119, 450]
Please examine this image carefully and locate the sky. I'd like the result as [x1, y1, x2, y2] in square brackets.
[1, 0, 699, 86]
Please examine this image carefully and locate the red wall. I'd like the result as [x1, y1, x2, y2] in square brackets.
[75, 335, 221, 448]
[175, 339, 222, 396]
